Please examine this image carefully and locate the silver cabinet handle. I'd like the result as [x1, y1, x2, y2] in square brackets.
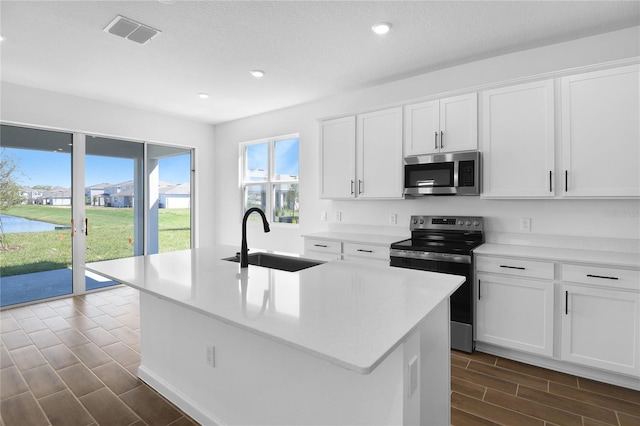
[434, 131, 438, 150]
[357, 249, 373, 253]
[565, 170, 568, 192]
[350, 180, 354, 195]
[358, 180, 363, 194]
[314, 244, 328, 248]
[549, 171, 552, 193]
[440, 130, 444, 149]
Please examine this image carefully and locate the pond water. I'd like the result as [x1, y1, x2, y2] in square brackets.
[0, 214, 62, 233]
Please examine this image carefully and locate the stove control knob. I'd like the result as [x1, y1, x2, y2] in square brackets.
[466, 220, 472, 226]
[412, 219, 418, 225]
[419, 219, 425, 225]
[457, 220, 464, 226]
[474, 220, 480, 227]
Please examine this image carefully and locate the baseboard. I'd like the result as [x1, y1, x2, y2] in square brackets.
[475, 342, 640, 391]
[137, 364, 225, 426]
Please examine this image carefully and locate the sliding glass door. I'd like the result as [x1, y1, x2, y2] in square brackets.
[84, 136, 144, 290]
[0, 124, 194, 308]
[147, 144, 192, 254]
[0, 125, 74, 307]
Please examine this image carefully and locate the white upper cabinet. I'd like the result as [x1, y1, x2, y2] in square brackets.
[319, 116, 356, 199]
[319, 107, 403, 200]
[481, 80, 555, 197]
[561, 64, 640, 197]
[404, 93, 477, 156]
[356, 107, 403, 199]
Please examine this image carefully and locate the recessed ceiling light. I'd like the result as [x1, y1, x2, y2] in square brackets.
[250, 70, 265, 78]
[372, 22, 391, 35]
[198, 93, 209, 99]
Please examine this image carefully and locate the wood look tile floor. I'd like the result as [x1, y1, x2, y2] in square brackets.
[1, 286, 639, 426]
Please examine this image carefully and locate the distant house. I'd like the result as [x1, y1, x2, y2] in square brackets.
[85, 180, 189, 209]
[159, 183, 190, 208]
[109, 188, 135, 208]
[85, 183, 108, 206]
[19, 187, 44, 204]
[42, 187, 72, 206]
[101, 180, 135, 208]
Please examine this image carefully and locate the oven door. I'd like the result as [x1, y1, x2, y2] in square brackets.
[390, 255, 475, 352]
[389, 256, 472, 325]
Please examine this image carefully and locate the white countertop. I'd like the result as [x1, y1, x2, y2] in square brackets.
[85, 246, 463, 374]
[475, 243, 640, 269]
[302, 231, 407, 246]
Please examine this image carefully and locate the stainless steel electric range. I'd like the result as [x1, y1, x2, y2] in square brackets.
[390, 215, 484, 353]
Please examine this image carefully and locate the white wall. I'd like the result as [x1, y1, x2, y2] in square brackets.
[214, 27, 640, 253]
[0, 82, 216, 247]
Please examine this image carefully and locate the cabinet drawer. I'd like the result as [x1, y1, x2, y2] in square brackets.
[343, 243, 389, 260]
[562, 264, 640, 291]
[476, 256, 554, 280]
[304, 239, 341, 254]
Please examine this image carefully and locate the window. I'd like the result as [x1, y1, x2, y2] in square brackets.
[241, 134, 299, 224]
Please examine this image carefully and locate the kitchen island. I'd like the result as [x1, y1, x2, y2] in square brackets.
[85, 246, 464, 425]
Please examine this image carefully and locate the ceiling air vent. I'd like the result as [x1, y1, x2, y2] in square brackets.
[103, 15, 161, 45]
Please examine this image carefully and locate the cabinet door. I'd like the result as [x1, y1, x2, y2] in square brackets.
[356, 107, 403, 199]
[481, 80, 555, 197]
[404, 100, 439, 156]
[561, 284, 640, 376]
[476, 273, 554, 356]
[561, 65, 640, 197]
[319, 116, 356, 199]
[440, 93, 478, 153]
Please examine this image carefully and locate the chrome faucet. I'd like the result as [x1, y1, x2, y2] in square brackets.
[240, 207, 270, 267]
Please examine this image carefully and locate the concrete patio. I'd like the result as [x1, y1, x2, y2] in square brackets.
[0, 268, 117, 307]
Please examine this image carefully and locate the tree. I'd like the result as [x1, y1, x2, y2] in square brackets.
[286, 183, 299, 216]
[0, 149, 24, 248]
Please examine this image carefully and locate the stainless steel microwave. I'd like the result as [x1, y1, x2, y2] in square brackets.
[404, 151, 480, 196]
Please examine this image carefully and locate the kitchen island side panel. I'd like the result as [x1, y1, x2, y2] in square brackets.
[138, 292, 450, 425]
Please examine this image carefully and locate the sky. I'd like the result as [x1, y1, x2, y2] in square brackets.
[4, 137, 298, 188]
[246, 137, 299, 177]
[4, 148, 191, 188]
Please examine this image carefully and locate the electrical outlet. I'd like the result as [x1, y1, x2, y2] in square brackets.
[520, 218, 532, 232]
[205, 344, 215, 368]
[389, 213, 397, 225]
[408, 356, 418, 397]
[335, 211, 342, 222]
[320, 211, 327, 221]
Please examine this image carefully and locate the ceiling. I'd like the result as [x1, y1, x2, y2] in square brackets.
[1, 1, 638, 125]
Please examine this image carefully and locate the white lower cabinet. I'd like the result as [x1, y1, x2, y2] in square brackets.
[342, 242, 389, 265]
[304, 237, 390, 266]
[476, 253, 640, 384]
[561, 271, 640, 376]
[304, 238, 342, 262]
[476, 267, 554, 357]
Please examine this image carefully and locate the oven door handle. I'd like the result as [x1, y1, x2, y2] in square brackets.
[390, 249, 472, 264]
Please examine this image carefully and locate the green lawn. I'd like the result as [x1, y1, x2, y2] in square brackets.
[1, 205, 190, 276]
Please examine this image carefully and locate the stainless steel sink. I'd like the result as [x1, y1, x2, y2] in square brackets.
[223, 252, 324, 272]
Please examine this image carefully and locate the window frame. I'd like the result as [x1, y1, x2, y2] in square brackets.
[240, 133, 300, 227]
